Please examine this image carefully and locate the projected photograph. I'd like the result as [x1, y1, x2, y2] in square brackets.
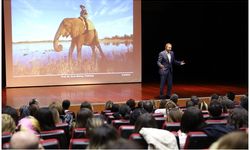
[12, 0, 134, 77]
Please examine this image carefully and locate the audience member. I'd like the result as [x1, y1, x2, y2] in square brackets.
[209, 131, 248, 149]
[2, 114, 16, 133]
[165, 100, 178, 113]
[143, 101, 154, 113]
[154, 99, 167, 116]
[49, 108, 62, 124]
[49, 101, 63, 116]
[170, 93, 179, 105]
[80, 101, 93, 111]
[36, 107, 56, 131]
[208, 100, 223, 120]
[211, 93, 219, 100]
[129, 107, 147, 125]
[111, 104, 120, 113]
[219, 96, 235, 113]
[16, 116, 41, 134]
[240, 95, 248, 111]
[186, 100, 194, 108]
[228, 107, 248, 130]
[10, 131, 42, 149]
[104, 138, 142, 149]
[87, 124, 119, 149]
[137, 101, 144, 108]
[75, 108, 93, 128]
[226, 91, 235, 102]
[134, 113, 157, 133]
[126, 99, 136, 111]
[104, 100, 113, 110]
[113, 104, 131, 120]
[190, 96, 200, 106]
[166, 107, 183, 122]
[86, 117, 105, 138]
[2, 105, 19, 125]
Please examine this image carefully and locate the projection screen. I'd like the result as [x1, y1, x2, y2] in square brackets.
[4, 0, 141, 87]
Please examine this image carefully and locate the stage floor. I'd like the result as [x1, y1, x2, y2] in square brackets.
[2, 82, 247, 108]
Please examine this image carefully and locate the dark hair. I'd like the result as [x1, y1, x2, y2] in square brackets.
[126, 99, 136, 110]
[170, 93, 179, 104]
[76, 108, 93, 128]
[111, 104, 120, 112]
[36, 107, 56, 131]
[29, 99, 39, 106]
[134, 113, 157, 133]
[181, 106, 205, 133]
[228, 108, 248, 129]
[226, 92, 235, 101]
[118, 104, 131, 119]
[62, 100, 71, 110]
[220, 96, 235, 113]
[88, 124, 118, 149]
[29, 104, 39, 118]
[211, 94, 219, 100]
[159, 100, 167, 108]
[240, 95, 248, 111]
[208, 100, 222, 117]
[137, 101, 143, 108]
[129, 108, 147, 125]
[105, 100, 113, 110]
[190, 96, 199, 105]
[186, 100, 194, 108]
[80, 101, 92, 111]
[104, 138, 142, 149]
[2, 106, 19, 125]
[143, 101, 154, 113]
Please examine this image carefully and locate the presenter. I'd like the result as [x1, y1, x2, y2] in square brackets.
[157, 43, 185, 99]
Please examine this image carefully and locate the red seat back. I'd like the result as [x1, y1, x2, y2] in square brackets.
[72, 128, 87, 139]
[40, 129, 67, 149]
[184, 131, 214, 149]
[112, 119, 130, 129]
[163, 122, 181, 131]
[69, 138, 89, 149]
[2, 132, 12, 146]
[154, 117, 166, 129]
[119, 125, 135, 139]
[129, 133, 147, 149]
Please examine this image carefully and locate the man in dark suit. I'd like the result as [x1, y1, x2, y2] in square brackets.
[157, 43, 185, 99]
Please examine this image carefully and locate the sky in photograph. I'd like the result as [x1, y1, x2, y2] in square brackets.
[11, 0, 133, 42]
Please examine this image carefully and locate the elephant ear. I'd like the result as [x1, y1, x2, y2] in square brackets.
[62, 18, 85, 38]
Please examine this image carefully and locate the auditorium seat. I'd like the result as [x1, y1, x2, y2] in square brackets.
[40, 129, 67, 149]
[56, 123, 70, 140]
[71, 128, 87, 139]
[154, 117, 166, 129]
[152, 113, 164, 117]
[107, 115, 115, 124]
[205, 119, 227, 125]
[162, 122, 181, 131]
[203, 114, 210, 119]
[2, 132, 11, 146]
[184, 131, 214, 149]
[112, 119, 130, 129]
[129, 133, 147, 149]
[119, 125, 135, 139]
[41, 139, 60, 149]
[69, 138, 89, 149]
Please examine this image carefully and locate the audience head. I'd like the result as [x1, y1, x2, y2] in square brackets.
[88, 124, 118, 149]
[80, 101, 93, 111]
[137, 101, 143, 108]
[118, 104, 131, 119]
[159, 100, 167, 108]
[134, 113, 157, 133]
[240, 95, 248, 111]
[208, 100, 222, 117]
[36, 107, 56, 131]
[186, 100, 194, 108]
[2, 105, 19, 125]
[181, 106, 205, 133]
[143, 101, 154, 113]
[211, 93, 219, 100]
[10, 131, 40, 149]
[62, 99, 71, 110]
[16, 116, 41, 134]
[49, 108, 61, 124]
[129, 108, 147, 125]
[111, 104, 120, 112]
[126, 99, 136, 110]
[105, 100, 113, 110]
[86, 117, 105, 138]
[49, 101, 63, 115]
[190, 96, 200, 106]
[209, 131, 248, 149]
[220, 96, 235, 113]
[166, 108, 183, 122]
[226, 91, 235, 101]
[165, 100, 178, 113]
[228, 107, 248, 129]
[170, 93, 179, 104]
[104, 138, 142, 149]
[2, 114, 16, 133]
[76, 108, 93, 128]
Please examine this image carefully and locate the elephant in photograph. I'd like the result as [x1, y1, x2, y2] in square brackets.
[53, 17, 105, 62]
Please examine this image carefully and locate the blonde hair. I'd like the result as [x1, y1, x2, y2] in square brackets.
[17, 116, 41, 134]
[165, 100, 178, 113]
[49, 101, 63, 115]
[2, 114, 16, 133]
[166, 108, 183, 122]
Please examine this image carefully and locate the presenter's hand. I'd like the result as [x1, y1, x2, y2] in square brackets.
[181, 61, 185, 65]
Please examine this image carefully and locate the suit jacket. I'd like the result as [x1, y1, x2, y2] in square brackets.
[157, 50, 181, 75]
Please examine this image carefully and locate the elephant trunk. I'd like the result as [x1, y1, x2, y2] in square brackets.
[53, 22, 64, 52]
